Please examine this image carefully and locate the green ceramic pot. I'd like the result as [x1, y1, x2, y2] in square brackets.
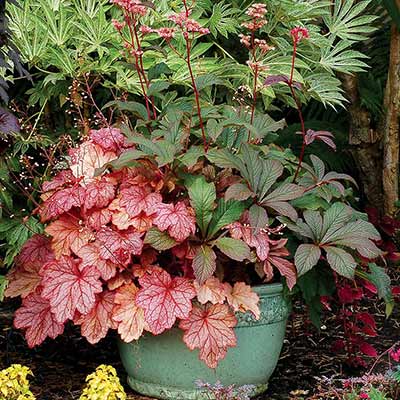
[118, 283, 290, 399]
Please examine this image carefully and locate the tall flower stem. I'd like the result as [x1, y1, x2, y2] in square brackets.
[184, 35, 208, 152]
[125, 15, 153, 121]
[132, 22, 157, 119]
[288, 39, 306, 182]
[181, 0, 208, 152]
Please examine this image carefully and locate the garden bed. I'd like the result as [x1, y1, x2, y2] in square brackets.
[2, 297, 398, 400]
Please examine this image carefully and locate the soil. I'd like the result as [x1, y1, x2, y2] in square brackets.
[1, 297, 399, 400]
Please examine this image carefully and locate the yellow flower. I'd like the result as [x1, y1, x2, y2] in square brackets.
[0, 364, 35, 400]
[79, 365, 126, 400]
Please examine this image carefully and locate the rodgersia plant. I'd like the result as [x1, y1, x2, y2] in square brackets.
[5, 0, 392, 369]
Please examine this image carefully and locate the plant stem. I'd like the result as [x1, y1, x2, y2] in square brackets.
[132, 21, 157, 119]
[288, 40, 306, 182]
[125, 15, 152, 121]
[184, 35, 208, 152]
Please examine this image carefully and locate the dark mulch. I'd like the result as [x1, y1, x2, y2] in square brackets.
[1, 297, 399, 400]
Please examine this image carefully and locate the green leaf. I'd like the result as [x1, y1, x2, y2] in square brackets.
[325, 246, 356, 279]
[249, 204, 268, 230]
[214, 237, 250, 261]
[195, 73, 224, 91]
[364, 263, 394, 316]
[178, 146, 204, 168]
[225, 183, 254, 202]
[297, 267, 336, 328]
[295, 244, 321, 276]
[321, 203, 352, 239]
[192, 245, 217, 284]
[144, 228, 177, 251]
[0, 276, 7, 302]
[103, 100, 149, 121]
[187, 176, 216, 236]
[108, 149, 146, 170]
[207, 199, 246, 239]
[291, 194, 330, 211]
[206, 148, 245, 171]
[147, 81, 170, 97]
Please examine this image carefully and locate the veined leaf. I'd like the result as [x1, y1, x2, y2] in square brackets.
[144, 228, 177, 251]
[364, 263, 394, 316]
[214, 238, 250, 261]
[193, 245, 217, 284]
[295, 244, 321, 276]
[188, 176, 216, 236]
[325, 246, 357, 279]
[207, 199, 246, 239]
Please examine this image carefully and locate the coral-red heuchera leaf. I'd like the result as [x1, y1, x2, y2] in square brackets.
[119, 186, 162, 217]
[69, 141, 116, 182]
[42, 169, 76, 192]
[76, 243, 118, 281]
[40, 256, 102, 323]
[154, 202, 196, 242]
[45, 215, 93, 258]
[75, 291, 116, 344]
[179, 304, 237, 369]
[39, 186, 86, 222]
[15, 234, 54, 268]
[194, 277, 226, 305]
[225, 282, 260, 319]
[14, 292, 65, 347]
[112, 283, 147, 342]
[136, 270, 196, 335]
[96, 227, 143, 266]
[84, 176, 116, 211]
[90, 127, 126, 153]
[5, 264, 41, 299]
[85, 208, 113, 230]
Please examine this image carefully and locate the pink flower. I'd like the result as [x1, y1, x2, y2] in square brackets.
[112, 19, 125, 32]
[156, 27, 176, 40]
[290, 26, 310, 43]
[246, 3, 267, 18]
[359, 393, 370, 399]
[111, 0, 148, 16]
[140, 25, 153, 35]
[169, 11, 188, 27]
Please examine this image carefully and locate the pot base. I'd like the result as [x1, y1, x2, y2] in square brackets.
[127, 376, 268, 399]
[120, 284, 289, 400]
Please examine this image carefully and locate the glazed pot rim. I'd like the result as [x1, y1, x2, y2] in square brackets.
[251, 282, 283, 296]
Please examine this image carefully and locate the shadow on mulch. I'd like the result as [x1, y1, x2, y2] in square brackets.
[1, 298, 398, 400]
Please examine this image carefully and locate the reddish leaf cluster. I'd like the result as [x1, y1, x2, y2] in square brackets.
[7, 129, 266, 369]
[327, 278, 379, 367]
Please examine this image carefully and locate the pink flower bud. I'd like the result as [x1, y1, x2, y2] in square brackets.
[290, 26, 310, 44]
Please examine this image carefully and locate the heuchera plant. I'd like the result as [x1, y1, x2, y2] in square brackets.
[5, 1, 392, 369]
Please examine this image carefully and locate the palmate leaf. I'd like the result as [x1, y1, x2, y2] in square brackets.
[136, 270, 196, 335]
[320, 40, 369, 74]
[324, 0, 378, 41]
[179, 303, 237, 369]
[207, 2, 239, 38]
[291, 203, 382, 279]
[188, 176, 216, 236]
[14, 292, 65, 348]
[207, 199, 246, 239]
[306, 73, 347, 109]
[300, 155, 357, 202]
